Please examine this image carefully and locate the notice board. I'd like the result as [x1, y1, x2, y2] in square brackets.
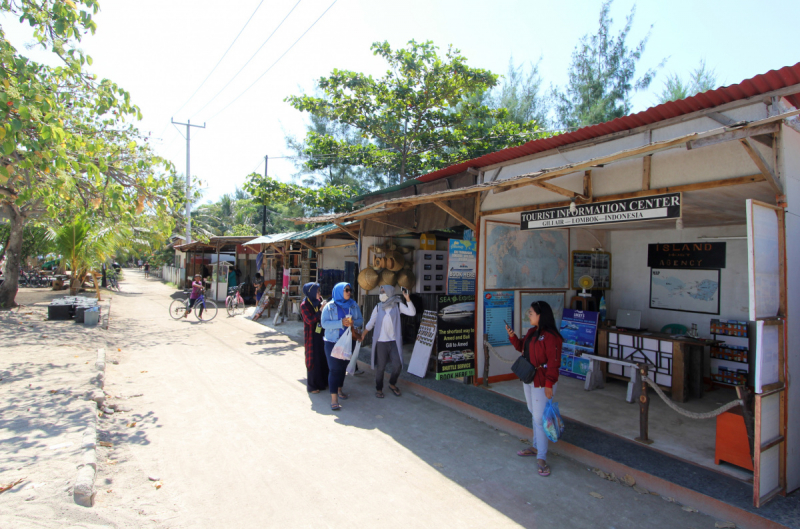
[436, 295, 476, 380]
[558, 309, 599, 381]
[484, 291, 514, 347]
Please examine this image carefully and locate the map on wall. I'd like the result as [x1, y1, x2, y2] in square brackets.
[649, 268, 720, 314]
[485, 222, 569, 289]
[520, 292, 565, 335]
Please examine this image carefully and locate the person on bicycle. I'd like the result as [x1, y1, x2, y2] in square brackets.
[185, 274, 204, 319]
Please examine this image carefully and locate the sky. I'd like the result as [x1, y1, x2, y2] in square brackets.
[4, 0, 800, 204]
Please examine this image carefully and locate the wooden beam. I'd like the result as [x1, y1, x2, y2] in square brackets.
[642, 155, 652, 191]
[739, 138, 782, 194]
[583, 170, 593, 200]
[433, 201, 477, 231]
[333, 222, 360, 240]
[482, 174, 766, 216]
[466, 167, 480, 176]
[368, 217, 415, 232]
[293, 239, 318, 253]
[532, 181, 587, 199]
[687, 122, 779, 150]
[706, 111, 740, 127]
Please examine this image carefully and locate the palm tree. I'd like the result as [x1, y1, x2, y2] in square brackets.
[51, 217, 131, 296]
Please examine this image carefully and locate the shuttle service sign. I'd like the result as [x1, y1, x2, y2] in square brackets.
[521, 193, 681, 230]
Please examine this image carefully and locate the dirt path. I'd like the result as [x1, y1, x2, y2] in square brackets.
[3, 272, 720, 528]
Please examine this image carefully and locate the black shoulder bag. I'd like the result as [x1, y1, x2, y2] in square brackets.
[511, 331, 537, 384]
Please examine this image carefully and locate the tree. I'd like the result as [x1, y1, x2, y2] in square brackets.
[286, 40, 543, 182]
[553, 0, 661, 129]
[656, 60, 718, 104]
[492, 58, 550, 128]
[0, 0, 176, 308]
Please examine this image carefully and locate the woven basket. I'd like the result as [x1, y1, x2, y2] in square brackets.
[358, 268, 380, 291]
[372, 255, 384, 270]
[379, 269, 397, 287]
[385, 250, 405, 272]
[396, 269, 416, 290]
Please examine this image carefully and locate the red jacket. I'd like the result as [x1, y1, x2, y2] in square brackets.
[509, 328, 563, 388]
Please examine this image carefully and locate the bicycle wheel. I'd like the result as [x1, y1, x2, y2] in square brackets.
[196, 299, 218, 322]
[235, 298, 245, 316]
[169, 299, 189, 320]
[226, 298, 235, 317]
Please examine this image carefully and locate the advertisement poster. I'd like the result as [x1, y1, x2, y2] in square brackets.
[447, 239, 477, 294]
[436, 294, 476, 380]
[558, 309, 599, 381]
[484, 291, 514, 346]
[407, 311, 437, 378]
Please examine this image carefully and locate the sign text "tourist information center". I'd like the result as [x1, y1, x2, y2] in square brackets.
[520, 193, 682, 230]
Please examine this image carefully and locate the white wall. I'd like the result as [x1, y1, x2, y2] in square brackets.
[606, 225, 749, 336]
[780, 124, 800, 492]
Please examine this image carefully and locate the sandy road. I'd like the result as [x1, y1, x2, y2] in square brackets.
[15, 271, 717, 528]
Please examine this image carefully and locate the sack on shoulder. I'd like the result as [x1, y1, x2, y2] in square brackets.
[511, 355, 536, 384]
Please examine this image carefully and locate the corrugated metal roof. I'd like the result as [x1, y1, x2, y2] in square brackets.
[415, 62, 800, 184]
[243, 232, 296, 246]
[242, 221, 359, 246]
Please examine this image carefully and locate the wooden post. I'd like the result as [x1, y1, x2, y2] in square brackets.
[482, 334, 491, 388]
[634, 363, 653, 445]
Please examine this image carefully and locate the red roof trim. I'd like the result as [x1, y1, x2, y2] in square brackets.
[415, 62, 800, 184]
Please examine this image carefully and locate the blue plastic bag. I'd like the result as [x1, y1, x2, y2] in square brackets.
[543, 399, 565, 443]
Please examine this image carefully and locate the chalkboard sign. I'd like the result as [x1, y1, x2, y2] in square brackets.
[647, 242, 726, 269]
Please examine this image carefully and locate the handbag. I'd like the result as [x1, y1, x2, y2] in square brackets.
[511, 355, 536, 384]
[331, 327, 355, 361]
[511, 330, 537, 384]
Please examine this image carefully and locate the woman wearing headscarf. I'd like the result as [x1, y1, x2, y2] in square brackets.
[320, 282, 364, 411]
[300, 282, 329, 393]
[362, 285, 415, 398]
[505, 300, 564, 477]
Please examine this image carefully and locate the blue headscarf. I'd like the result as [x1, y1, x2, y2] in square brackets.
[303, 282, 321, 308]
[332, 282, 357, 310]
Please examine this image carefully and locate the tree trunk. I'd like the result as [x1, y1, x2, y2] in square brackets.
[0, 206, 25, 309]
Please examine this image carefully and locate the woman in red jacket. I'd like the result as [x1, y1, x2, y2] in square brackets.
[505, 300, 563, 477]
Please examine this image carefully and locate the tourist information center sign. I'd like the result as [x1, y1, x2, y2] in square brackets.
[521, 193, 682, 230]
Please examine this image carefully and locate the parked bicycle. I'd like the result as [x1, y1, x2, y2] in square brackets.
[169, 288, 218, 322]
[226, 282, 247, 317]
[106, 269, 121, 291]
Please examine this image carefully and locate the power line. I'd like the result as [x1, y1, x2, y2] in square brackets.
[189, 0, 303, 120]
[172, 0, 266, 118]
[206, 0, 338, 122]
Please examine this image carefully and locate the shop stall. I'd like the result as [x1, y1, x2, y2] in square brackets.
[290, 64, 800, 507]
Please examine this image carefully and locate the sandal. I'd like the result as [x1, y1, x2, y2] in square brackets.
[537, 460, 551, 477]
[331, 403, 342, 411]
[517, 447, 538, 457]
[310, 390, 320, 394]
[389, 385, 401, 397]
[376, 391, 384, 398]
[338, 391, 349, 400]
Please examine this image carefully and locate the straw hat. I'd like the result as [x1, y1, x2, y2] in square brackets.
[396, 269, 416, 290]
[379, 269, 397, 286]
[358, 268, 380, 291]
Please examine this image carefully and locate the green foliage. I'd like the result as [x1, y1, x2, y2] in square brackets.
[243, 172, 355, 216]
[553, 0, 661, 129]
[0, 222, 55, 264]
[0, 0, 176, 307]
[491, 58, 550, 128]
[286, 40, 543, 182]
[50, 215, 128, 290]
[656, 60, 718, 104]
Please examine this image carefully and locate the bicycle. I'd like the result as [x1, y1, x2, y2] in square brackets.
[169, 289, 218, 322]
[106, 271, 121, 291]
[225, 282, 247, 317]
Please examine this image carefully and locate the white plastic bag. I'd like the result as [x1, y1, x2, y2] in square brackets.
[330, 327, 354, 361]
[345, 340, 361, 375]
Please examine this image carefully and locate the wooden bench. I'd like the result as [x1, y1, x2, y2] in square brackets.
[581, 353, 643, 403]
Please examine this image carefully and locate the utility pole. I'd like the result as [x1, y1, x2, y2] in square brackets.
[171, 118, 206, 244]
[262, 155, 268, 236]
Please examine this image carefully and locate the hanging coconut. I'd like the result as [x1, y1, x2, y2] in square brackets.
[358, 268, 380, 291]
[379, 269, 397, 286]
[396, 269, 416, 290]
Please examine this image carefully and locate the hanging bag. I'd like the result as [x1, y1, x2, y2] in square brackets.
[543, 399, 566, 442]
[331, 326, 355, 361]
[511, 330, 537, 384]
